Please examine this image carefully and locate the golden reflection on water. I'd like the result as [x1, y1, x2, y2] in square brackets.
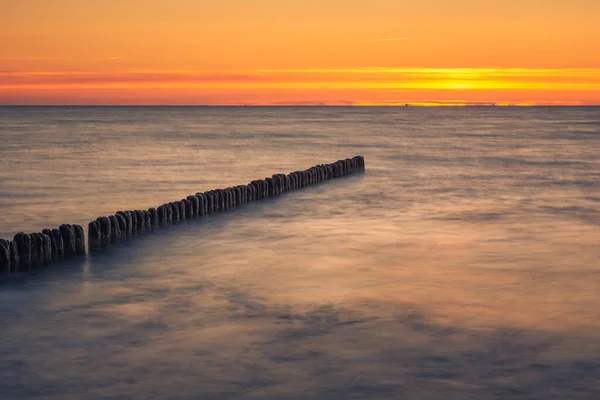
[1, 106, 599, 398]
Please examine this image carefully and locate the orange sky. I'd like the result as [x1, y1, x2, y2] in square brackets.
[2, 0, 600, 105]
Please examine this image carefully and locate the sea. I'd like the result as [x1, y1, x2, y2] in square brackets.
[0, 106, 599, 399]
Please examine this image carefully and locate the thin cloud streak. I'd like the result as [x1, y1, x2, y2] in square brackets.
[1, 57, 125, 62]
[0, 57, 64, 61]
[2, 67, 599, 105]
[2, 68, 600, 91]
[360, 37, 408, 43]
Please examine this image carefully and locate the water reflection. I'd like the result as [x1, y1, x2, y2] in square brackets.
[1, 107, 599, 398]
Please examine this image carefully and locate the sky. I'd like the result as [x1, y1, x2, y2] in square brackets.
[1, 0, 600, 105]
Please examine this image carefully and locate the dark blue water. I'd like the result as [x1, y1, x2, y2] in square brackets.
[1, 106, 599, 399]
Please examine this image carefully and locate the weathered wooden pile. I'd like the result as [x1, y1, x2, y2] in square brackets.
[0, 156, 365, 274]
[0, 224, 86, 274]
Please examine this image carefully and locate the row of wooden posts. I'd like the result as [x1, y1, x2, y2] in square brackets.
[1, 156, 365, 274]
[0, 225, 86, 274]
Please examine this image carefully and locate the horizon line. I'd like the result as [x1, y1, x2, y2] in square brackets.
[1, 104, 599, 107]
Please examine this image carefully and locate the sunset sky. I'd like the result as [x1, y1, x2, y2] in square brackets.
[2, 0, 600, 105]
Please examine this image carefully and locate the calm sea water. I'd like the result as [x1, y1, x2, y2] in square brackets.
[1, 106, 599, 399]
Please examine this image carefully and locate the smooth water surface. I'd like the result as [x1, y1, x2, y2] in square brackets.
[1, 106, 599, 399]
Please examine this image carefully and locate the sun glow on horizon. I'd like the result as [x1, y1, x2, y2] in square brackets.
[2, 68, 599, 106]
[2, 0, 600, 105]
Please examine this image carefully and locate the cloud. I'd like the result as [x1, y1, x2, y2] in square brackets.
[2, 68, 600, 92]
[1, 67, 599, 105]
[360, 37, 408, 43]
[269, 100, 330, 106]
[0, 56, 126, 62]
[0, 57, 64, 61]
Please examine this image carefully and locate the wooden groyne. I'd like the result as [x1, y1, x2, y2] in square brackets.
[0, 156, 365, 274]
[0, 225, 86, 274]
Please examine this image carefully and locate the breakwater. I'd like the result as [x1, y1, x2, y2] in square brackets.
[0, 225, 85, 274]
[0, 156, 365, 274]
